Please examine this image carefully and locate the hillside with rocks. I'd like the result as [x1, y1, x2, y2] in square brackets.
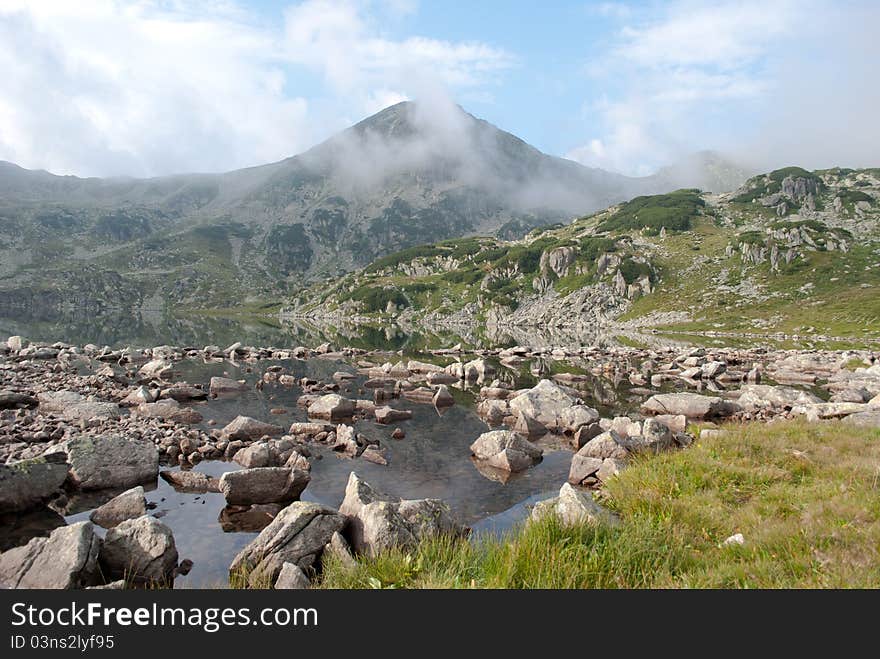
[0, 103, 750, 316]
[289, 166, 880, 343]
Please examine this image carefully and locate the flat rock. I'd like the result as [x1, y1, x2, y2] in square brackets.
[641, 393, 739, 419]
[63, 435, 158, 491]
[221, 415, 283, 440]
[219, 467, 310, 505]
[159, 470, 220, 493]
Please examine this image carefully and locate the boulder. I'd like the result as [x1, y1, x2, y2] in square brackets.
[577, 430, 629, 460]
[0, 521, 102, 589]
[139, 359, 173, 379]
[641, 393, 739, 419]
[339, 473, 465, 556]
[735, 384, 823, 410]
[531, 483, 616, 526]
[100, 515, 178, 585]
[0, 391, 38, 409]
[559, 405, 600, 434]
[275, 562, 311, 589]
[307, 394, 356, 421]
[37, 390, 84, 413]
[0, 453, 69, 513]
[89, 486, 147, 529]
[62, 401, 122, 422]
[210, 376, 249, 395]
[218, 467, 310, 505]
[568, 455, 603, 486]
[229, 501, 347, 587]
[135, 399, 203, 424]
[844, 410, 880, 428]
[374, 406, 413, 424]
[508, 379, 579, 431]
[159, 470, 220, 493]
[221, 415, 283, 441]
[160, 384, 207, 401]
[233, 442, 274, 468]
[596, 457, 626, 482]
[432, 385, 455, 407]
[63, 435, 158, 491]
[470, 430, 543, 472]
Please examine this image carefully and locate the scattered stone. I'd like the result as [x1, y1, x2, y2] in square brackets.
[89, 486, 147, 529]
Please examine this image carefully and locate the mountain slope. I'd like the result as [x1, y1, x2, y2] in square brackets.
[289, 166, 880, 343]
[0, 101, 749, 313]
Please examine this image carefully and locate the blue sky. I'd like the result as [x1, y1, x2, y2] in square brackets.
[0, 0, 877, 178]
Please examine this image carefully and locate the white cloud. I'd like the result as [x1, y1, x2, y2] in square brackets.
[568, 0, 880, 175]
[0, 0, 512, 177]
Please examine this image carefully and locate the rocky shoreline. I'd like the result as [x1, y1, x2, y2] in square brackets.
[1, 334, 879, 589]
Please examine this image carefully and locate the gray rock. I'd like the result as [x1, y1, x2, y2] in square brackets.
[568, 455, 603, 486]
[159, 470, 220, 493]
[470, 430, 543, 472]
[209, 376, 248, 395]
[221, 415, 283, 441]
[219, 467, 310, 505]
[596, 457, 626, 482]
[100, 515, 178, 585]
[63, 435, 158, 491]
[135, 399, 203, 424]
[0, 391, 38, 409]
[339, 472, 465, 556]
[844, 410, 880, 428]
[577, 430, 629, 460]
[0, 453, 69, 513]
[307, 394, 356, 421]
[374, 406, 413, 424]
[323, 531, 356, 567]
[233, 441, 274, 468]
[0, 521, 102, 589]
[89, 486, 147, 529]
[229, 501, 347, 587]
[432, 385, 454, 407]
[37, 390, 84, 413]
[531, 483, 616, 526]
[641, 392, 739, 419]
[508, 379, 579, 431]
[274, 562, 311, 589]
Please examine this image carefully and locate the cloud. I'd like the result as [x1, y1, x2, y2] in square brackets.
[566, 0, 880, 175]
[0, 0, 512, 177]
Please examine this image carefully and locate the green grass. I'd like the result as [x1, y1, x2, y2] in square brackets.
[320, 420, 880, 588]
[598, 189, 705, 235]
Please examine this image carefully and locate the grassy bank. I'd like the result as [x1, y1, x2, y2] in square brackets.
[320, 420, 880, 588]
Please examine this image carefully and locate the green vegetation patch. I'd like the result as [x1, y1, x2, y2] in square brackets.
[598, 190, 705, 236]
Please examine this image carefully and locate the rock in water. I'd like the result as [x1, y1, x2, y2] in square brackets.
[0, 521, 102, 589]
[229, 501, 347, 588]
[159, 470, 220, 493]
[209, 377, 248, 395]
[221, 416, 284, 440]
[0, 453, 70, 513]
[100, 516, 178, 585]
[339, 472, 465, 556]
[470, 430, 543, 472]
[508, 379, 580, 431]
[307, 394, 356, 421]
[89, 486, 147, 529]
[218, 467, 310, 505]
[63, 435, 159, 491]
